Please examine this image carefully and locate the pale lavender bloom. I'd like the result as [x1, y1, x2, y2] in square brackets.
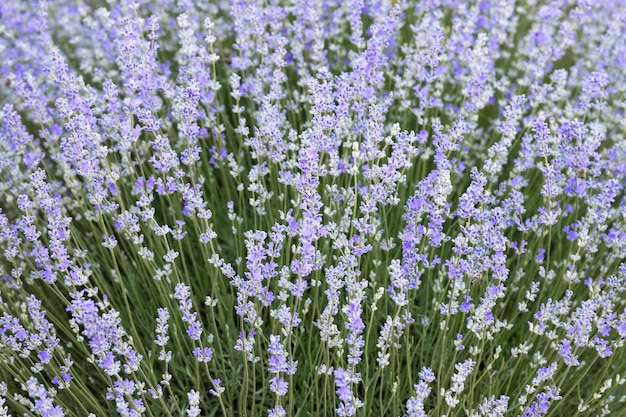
[234, 329, 259, 363]
[65, 295, 117, 375]
[404, 367, 435, 417]
[473, 394, 509, 417]
[192, 346, 213, 363]
[0, 382, 9, 417]
[578, 71, 609, 112]
[25, 377, 64, 417]
[174, 283, 203, 341]
[186, 390, 201, 417]
[333, 367, 362, 417]
[376, 315, 400, 368]
[461, 33, 495, 114]
[106, 377, 146, 417]
[344, 299, 365, 366]
[466, 283, 508, 340]
[29, 169, 71, 281]
[268, 404, 286, 417]
[520, 386, 562, 417]
[532, 363, 558, 387]
[25, 296, 59, 373]
[400, 170, 444, 284]
[0, 295, 60, 375]
[267, 334, 297, 376]
[314, 263, 344, 349]
[269, 376, 288, 397]
[444, 359, 476, 409]
[451, 359, 475, 394]
[208, 379, 225, 397]
[387, 259, 415, 307]
[0, 104, 43, 205]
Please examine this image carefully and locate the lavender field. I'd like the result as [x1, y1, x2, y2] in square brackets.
[1, 1, 626, 416]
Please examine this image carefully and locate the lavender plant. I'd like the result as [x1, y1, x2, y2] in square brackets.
[1, 1, 626, 416]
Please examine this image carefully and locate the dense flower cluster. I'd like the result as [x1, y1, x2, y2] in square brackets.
[1, 0, 626, 416]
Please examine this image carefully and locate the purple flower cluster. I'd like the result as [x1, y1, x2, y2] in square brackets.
[1, 0, 626, 416]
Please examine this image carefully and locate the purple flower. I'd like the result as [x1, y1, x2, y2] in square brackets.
[174, 283, 203, 341]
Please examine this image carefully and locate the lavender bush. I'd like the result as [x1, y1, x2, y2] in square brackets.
[1, 0, 626, 416]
